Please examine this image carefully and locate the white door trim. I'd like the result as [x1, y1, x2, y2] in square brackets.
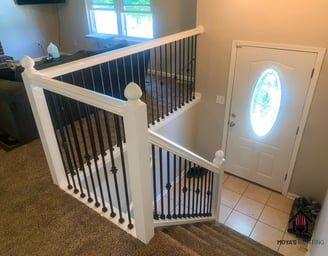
[222, 40, 326, 195]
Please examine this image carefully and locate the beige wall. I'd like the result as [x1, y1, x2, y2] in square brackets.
[196, 0, 328, 203]
[0, 0, 60, 59]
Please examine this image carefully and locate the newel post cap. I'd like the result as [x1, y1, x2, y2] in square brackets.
[213, 150, 225, 166]
[20, 55, 36, 71]
[124, 82, 142, 101]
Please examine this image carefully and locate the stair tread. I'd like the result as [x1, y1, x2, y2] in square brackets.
[184, 224, 247, 255]
[137, 229, 200, 256]
[196, 223, 280, 256]
[162, 225, 226, 256]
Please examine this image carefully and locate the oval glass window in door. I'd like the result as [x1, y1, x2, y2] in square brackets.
[250, 68, 282, 136]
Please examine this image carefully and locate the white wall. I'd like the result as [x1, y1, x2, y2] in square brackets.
[155, 101, 199, 153]
[310, 189, 328, 256]
[196, 0, 328, 203]
[0, 0, 60, 59]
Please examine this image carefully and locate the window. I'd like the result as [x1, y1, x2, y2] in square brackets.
[86, 0, 153, 39]
[250, 68, 282, 137]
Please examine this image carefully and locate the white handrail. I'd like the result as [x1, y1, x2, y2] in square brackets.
[21, 56, 127, 116]
[148, 129, 224, 174]
[36, 26, 205, 78]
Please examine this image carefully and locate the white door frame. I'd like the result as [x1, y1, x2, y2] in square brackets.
[222, 40, 326, 195]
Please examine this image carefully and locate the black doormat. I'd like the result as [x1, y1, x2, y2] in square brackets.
[0, 133, 22, 151]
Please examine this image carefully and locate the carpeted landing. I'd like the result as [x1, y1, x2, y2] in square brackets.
[0, 139, 282, 255]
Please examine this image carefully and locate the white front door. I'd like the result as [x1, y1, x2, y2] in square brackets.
[224, 42, 323, 192]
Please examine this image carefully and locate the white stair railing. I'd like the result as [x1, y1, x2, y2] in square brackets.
[148, 130, 225, 226]
[20, 26, 225, 244]
[21, 56, 154, 243]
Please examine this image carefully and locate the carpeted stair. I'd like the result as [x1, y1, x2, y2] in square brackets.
[152, 222, 282, 256]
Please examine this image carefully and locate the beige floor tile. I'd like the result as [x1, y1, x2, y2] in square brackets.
[225, 210, 257, 237]
[259, 206, 289, 231]
[223, 172, 230, 184]
[235, 196, 265, 219]
[250, 221, 284, 251]
[219, 204, 232, 224]
[243, 183, 272, 204]
[221, 188, 241, 208]
[267, 192, 294, 214]
[278, 232, 308, 256]
[223, 175, 249, 194]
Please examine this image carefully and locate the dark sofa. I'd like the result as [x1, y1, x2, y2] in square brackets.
[0, 40, 150, 144]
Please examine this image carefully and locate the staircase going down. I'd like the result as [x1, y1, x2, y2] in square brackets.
[140, 222, 281, 256]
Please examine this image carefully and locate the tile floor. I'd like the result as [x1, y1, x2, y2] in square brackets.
[220, 172, 309, 256]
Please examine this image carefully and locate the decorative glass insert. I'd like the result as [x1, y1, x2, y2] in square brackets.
[250, 68, 282, 136]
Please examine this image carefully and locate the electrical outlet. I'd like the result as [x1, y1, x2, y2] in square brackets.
[216, 95, 225, 104]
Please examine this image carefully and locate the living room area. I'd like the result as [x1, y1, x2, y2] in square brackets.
[0, 0, 197, 149]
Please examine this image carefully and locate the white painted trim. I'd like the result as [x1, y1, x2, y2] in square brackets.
[221, 40, 326, 195]
[30, 74, 127, 116]
[148, 130, 222, 175]
[154, 216, 216, 227]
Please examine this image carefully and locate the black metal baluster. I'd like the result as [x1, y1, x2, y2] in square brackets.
[140, 51, 149, 113]
[94, 109, 115, 213]
[64, 97, 87, 198]
[166, 150, 171, 219]
[191, 164, 196, 217]
[102, 112, 119, 218]
[115, 59, 123, 99]
[174, 41, 178, 111]
[98, 63, 106, 94]
[114, 115, 133, 229]
[165, 44, 169, 116]
[159, 147, 165, 219]
[88, 67, 109, 210]
[182, 159, 187, 217]
[208, 172, 214, 216]
[203, 171, 208, 216]
[170, 42, 174, 114]
[199, 171, 204, 216]
[85, 107, 105, 209]
[195, 167, 201, 217]
[54, 94, 78, 192]
[178, 156, 182, 218]
[68, 73, 93, 200]
[173, 154, 177, 219]
[182, 38, 186, 106]
[149, 49, 155, 125]
[187, 161, 191, 217]
[45, 92, 72, 189]
[107, 61, 115, 97]
[152, 144, 159, 220]
[160, 46, 164, 119]
[192, 36, 197, 100]
[178, 40, 182, 108]
[154, 48, 160, 121]
[186, 36, 191, 103]
[206, 171, 212, 216]
[74, 69, 100, 204]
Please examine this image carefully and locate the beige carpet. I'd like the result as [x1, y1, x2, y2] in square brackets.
[0, 139, 281, 255]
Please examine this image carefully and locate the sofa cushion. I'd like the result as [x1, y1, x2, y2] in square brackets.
[0, 68, 16, 81]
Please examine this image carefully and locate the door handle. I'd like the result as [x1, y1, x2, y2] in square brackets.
[229, 121, 236, 127]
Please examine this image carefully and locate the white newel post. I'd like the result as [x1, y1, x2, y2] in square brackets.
[211, 150, 225, 222]
[20, 56, 67, 188]
[123, 83, 154, 244]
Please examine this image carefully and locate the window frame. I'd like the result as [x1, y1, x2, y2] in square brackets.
[86, 0, 153, 40]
